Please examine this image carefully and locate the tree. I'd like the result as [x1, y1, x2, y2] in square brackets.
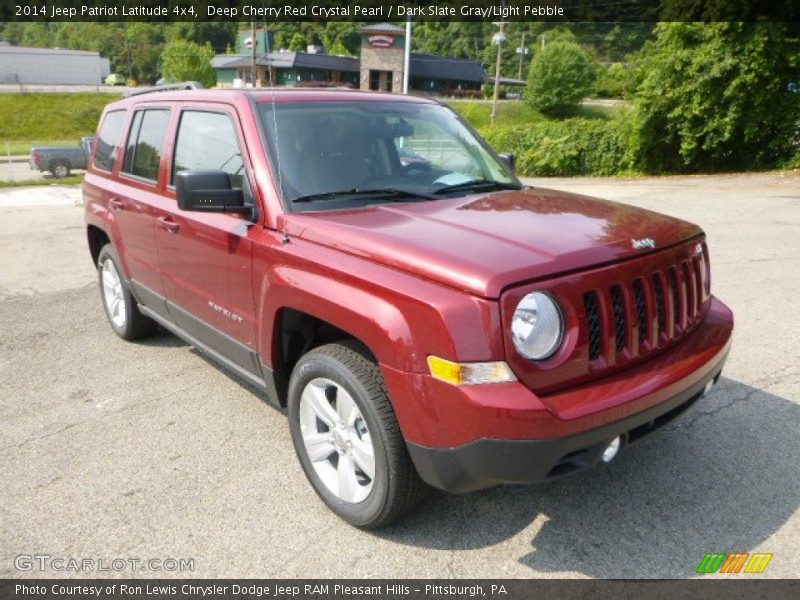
[288, 33, 307, 52]
[160, 40, 216, 88]
[631, 22, 800, 172]
[525, 41, 596, 114]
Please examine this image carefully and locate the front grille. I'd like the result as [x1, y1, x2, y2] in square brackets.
[584, 291, 601, 360]
[653, 274, 666, 336]
[582, 244, 708, 369]
[610, 285, 627, 353]
[633, 279, 648, 345]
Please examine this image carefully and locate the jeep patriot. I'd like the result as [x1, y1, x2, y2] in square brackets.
[83, 87, 733, 527]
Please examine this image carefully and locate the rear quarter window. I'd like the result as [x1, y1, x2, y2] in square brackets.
[93, 110, 126, 172]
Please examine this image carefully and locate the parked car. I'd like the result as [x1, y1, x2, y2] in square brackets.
[83, 87, 733, 528]
[105, 73, 127, 86]
[30, 137, 94, 177]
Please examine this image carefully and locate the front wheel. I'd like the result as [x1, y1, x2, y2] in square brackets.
[287, 341, 429, 528]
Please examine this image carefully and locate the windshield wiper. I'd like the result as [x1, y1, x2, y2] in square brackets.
[292, 187, 436, 204]
[433, 179, 522, 195]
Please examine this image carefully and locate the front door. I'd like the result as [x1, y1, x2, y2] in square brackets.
[154, 107, 259, 374]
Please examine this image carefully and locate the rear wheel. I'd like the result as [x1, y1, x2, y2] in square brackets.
[50, 161, 70, 178]
[287, 341, 429, 528]
[97, 244, 156, 340]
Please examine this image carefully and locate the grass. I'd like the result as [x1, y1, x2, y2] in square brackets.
[448, 100, 545, 129]
[0, 92, 115, 149]
[2, 140, 78, 155]
[448, 99, 618, 130]
[0, 175, 83, 188]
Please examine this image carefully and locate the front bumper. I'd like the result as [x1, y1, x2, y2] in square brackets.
[382, 297, 733, 493]
[408, 357, 724, 492]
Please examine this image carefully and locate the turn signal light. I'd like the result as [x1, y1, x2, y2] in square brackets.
[427, 355, 517, 385]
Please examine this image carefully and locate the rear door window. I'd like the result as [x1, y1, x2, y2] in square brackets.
[93, 110, 126, 172]
[122, 109, 170, 182]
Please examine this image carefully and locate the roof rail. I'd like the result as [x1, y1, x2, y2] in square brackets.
[123, 81, 205, 98]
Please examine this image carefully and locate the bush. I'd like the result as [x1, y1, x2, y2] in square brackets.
[480, 113, 634, 177]
[594, 63, 632, 99]
[630, 23, 800, 173]
[160, 40, 216, 88]
[524, 41, 596, 114]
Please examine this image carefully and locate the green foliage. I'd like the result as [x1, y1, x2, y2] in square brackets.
[449, 100, 631, 177]
[525, 41, 596, 114]
[0, 93, 113, 142]
[160, 40, 217, 88]
[594, 63, 633, 99]
[480, 115, 635, 176]
[448, 100, 545, 130]
[630, 22, 800, 172]
[288, 33, 307, 52]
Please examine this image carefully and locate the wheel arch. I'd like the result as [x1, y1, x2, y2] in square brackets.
[265, 304, 396, 407]
[86, 224, 110, 266]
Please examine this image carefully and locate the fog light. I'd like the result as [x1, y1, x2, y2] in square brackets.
[601, 437, 621, 463]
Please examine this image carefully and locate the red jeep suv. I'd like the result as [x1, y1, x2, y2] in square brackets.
[84, 87, 733, 527]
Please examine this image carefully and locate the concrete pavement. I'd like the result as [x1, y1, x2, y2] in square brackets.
[0, 174, 798, 578]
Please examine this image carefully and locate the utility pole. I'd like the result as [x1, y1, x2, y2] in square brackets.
[517, 31, 527, 80]
[250, 21, 257, 88]
[403, 18, 411, 94]
[491, 21, 506, 125]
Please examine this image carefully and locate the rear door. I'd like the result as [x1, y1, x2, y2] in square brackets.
[104, 107, 171, 306]
[154, 105, 259, 374]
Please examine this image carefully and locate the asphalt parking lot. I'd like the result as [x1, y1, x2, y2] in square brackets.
[1, 173, 798, 578]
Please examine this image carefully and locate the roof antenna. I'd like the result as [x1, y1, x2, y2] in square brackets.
[259, 25, 290, 244]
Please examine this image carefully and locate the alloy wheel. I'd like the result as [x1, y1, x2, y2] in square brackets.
[298, 377, 375, 503]
[101, 258, 126, 328]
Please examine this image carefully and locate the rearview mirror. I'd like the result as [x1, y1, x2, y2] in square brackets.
[498, 153, 516, 173]
[175, 170, 249, 215]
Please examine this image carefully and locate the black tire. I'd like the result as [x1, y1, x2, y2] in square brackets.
[50, 161, 70, 178]
[97, 244, 157, 341]
[287, 340, 429, 528]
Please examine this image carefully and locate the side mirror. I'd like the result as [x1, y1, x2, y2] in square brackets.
[175, 170, 249, 215]
[498, 152, 516, 173]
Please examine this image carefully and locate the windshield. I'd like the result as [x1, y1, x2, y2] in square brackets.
[258, 100, 520, 211]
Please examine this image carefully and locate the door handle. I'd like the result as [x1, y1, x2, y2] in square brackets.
[109, 197, 124, 211]
[157, 216, 180, 234]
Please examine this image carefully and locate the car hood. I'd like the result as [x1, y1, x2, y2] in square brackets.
[286, 187, 703, 298]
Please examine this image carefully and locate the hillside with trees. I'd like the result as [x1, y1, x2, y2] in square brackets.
[0, 22, 653, 85]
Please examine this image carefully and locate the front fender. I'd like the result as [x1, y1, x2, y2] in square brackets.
[252, 231, 503, 374]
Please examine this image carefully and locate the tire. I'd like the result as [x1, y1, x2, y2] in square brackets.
[50, 161, 70, 178]
[287, 340, 429, 528]
[97, 244, 157, 341]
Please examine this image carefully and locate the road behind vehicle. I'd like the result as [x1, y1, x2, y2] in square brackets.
[30, 136, 93, 177]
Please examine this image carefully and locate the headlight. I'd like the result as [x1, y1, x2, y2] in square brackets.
[511, 292, 564, 360]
